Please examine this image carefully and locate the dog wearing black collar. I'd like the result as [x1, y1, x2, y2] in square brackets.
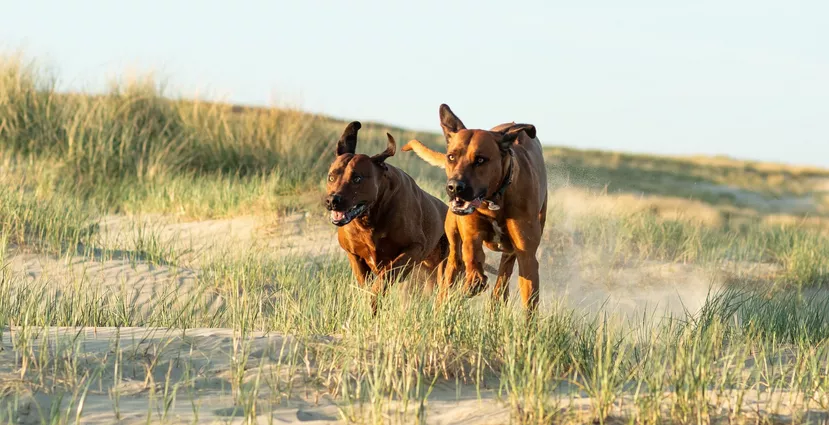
[402, 104, 548, 314]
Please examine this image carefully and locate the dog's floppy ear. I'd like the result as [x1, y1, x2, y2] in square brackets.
[439, 104, 466, 143]
[496, 123, 536, 152]
[336, 121, 361, 156]
[371, 133, 396, 166]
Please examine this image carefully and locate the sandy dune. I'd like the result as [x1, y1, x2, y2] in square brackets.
[6, 208, 722, 324]
[0, 202, 764, 423]
[2, 325, 823, 424]
[5, 213, 338, 310]
[1, 326, 514, 424]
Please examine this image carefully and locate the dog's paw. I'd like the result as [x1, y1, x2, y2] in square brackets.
[464, 270, 488, 297]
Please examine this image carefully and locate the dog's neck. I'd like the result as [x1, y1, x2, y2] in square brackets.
[485, 149, 518, 209]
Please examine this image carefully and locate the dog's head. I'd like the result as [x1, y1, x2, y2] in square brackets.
[325, 121, 396, 226]
[437, 104, 535, 215]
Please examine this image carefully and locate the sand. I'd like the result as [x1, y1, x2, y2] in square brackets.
[0, 197, 789, 423]
[0, 325, 520, 425]
[2, 325, 822, 424]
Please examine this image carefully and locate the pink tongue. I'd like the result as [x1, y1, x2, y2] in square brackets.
[331, 211, 346, 221]
[469, 199, 483, 208]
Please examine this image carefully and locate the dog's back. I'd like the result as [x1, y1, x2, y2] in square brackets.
[380, 165, 448, 264]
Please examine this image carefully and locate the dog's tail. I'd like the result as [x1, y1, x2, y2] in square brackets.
[401, 140, 445, 169]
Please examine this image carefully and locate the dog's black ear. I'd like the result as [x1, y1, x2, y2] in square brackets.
[439, 104, 466, 143]
[337, 121, 361, 155]
[371, 133, 396, 167]
[497, 124, 536, 152]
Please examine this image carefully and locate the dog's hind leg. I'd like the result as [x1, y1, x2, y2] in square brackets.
[426, 236, 450, 294]
[372, 247, 423, 315]
[539, 198, 548, 232]
[491, 253, 517, 304]
[369, 277, 388, 317]
[428, 261, 443, 295]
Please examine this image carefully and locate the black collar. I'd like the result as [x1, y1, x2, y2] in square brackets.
[485, 149, 514, 210]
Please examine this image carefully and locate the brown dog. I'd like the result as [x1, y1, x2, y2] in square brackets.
[325, 121, 450, 314]
[402, 105, 548, 311]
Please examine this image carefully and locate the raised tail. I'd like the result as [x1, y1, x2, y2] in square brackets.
[401, 140, 446, 169]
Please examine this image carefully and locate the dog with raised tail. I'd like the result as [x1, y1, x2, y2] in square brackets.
[403, 104, 548, 313]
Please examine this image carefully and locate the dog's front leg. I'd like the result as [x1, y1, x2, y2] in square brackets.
[370, 244, 424, 315]
[491, 253, 517, 304]
[346, 252, 371, 288]
[458, 221, 487, 297]
[506, 219, 542, 314]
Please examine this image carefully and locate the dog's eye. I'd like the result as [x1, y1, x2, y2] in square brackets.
[352, 176, 362, 184]
[475, 157, 487, 165]
[327, 175, 335, 182]
[447, 154, 455, 162]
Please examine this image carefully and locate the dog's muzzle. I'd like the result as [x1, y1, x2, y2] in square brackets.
[328, 202, 368, 226]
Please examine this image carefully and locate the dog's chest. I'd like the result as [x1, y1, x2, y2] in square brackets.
[483, 219, 513, 253]
[369, 232, 396, 269]
[341, 229, 398, 272]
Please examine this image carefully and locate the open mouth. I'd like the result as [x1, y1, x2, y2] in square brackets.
[450, 196, 484, 215]
[330, 203, 368, 226]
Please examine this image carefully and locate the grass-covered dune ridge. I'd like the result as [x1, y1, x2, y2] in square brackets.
[0, 55, 447, 216]
[5, 53, 829, 218]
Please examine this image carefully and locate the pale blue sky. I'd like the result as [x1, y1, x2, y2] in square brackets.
[2, 1, 827, 166]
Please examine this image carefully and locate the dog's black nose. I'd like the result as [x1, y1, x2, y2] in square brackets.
[325, 194, 343, 210]
[446, 179, 467, 197]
